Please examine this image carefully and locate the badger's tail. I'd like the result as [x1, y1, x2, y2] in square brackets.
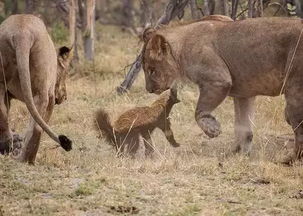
[95, 109, 115, 144]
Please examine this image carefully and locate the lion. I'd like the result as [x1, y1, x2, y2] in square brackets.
[141, 15, 303, 163]
[0, 15, 73, 164]
[95, 88, 180, 157]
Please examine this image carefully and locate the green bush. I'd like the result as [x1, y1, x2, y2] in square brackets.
[50, 21, 68, 44]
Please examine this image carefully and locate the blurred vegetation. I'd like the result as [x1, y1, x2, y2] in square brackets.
[50, 21, 69, 44]
[0, 0, 300, 45]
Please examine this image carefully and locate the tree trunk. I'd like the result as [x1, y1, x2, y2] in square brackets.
[231, 0, 239, 20]
[295, 0, 303, 17]
[117, 0, 190, 94]
[122, 0, 133, 27]
[79, 0, 95, 61]
[140, 0, 153, 27]
[25, 0, 36, 14]
[12, 0, 18, 14]
[4, 0, 18, 15]
[69, 0, 79, 62]
[217, 0, 229, 16]
[95, 0, 102, 20]
[204, 0, 215, 15]
[156, 0, 190, 26]
[204, 0, 210, 15]
[190, 0, 202, 19]
[248, 0, 262, 18]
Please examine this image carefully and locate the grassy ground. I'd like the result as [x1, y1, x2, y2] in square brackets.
[1, 24, 303, 216]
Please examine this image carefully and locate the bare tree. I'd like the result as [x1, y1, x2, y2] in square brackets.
[79, 0, 95, 61]
[231, 0, 240, 19]
[190, 0, 202, 19]
[294, 0, 303, 17]
[4, 0, 19, 15]
[140, 0, 154, 27]
[11, 0, 18, 14]
[217, 0, 229, 15]
[25, 0, 37, 14]
[117, 0, 190, 94]
[122, 0, 134, 27]
[248, 0, 254, 17]
[248, 0, 263, 18]
[204, 0, 215, 15]
[69, 0, 79, 62]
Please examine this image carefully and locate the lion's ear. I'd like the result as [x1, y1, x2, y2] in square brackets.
[58, 46, 73, 60]
[58, 46, 73, 69]
[149, 35, 170, 61]
[142, 27, 155, 43]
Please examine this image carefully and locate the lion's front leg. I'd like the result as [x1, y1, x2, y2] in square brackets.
[195, 81, 231, 138]
[233, 97, 255, 155]
[0, 85, 14, 154]
[19, 95, 54, 164]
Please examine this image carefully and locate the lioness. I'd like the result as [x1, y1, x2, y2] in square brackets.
[142, 15, 303, 163]
[0, 15, 73, 163]
[96, 88, 180, 157]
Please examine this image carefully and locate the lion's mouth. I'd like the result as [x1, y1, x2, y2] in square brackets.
[154, 90, 162, 95]
[154, 87, 170, 95]
[55, 96, 67, 105]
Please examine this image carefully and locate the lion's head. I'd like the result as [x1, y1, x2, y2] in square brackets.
[142, 28, 180, 94]
[55, 46, 73, 105]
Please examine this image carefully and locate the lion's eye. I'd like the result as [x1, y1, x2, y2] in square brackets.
[150, 70, 155, 76]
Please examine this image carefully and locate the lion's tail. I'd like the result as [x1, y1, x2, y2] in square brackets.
[14, 31, 72, 152]
[95, 109, 115, 143]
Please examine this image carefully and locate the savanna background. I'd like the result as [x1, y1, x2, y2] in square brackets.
[1, 0, 303, 215]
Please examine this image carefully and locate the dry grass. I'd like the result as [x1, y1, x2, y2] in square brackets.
[1, 24, 303, 216]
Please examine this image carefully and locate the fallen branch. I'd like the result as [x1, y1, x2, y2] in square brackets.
[116, 0, 190, 94]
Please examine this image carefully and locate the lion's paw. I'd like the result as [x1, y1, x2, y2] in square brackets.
[198, 115, 221, 138]
[0, 134, 23, 156]
[171, 142, 181, 147]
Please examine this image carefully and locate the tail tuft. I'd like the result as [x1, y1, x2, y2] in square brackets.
[58, 135, 72, 151]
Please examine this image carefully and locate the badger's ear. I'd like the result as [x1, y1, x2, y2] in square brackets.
[142, 27, 155, 43]
[149, 35, 170, 61]
[58, 46, 73, 60]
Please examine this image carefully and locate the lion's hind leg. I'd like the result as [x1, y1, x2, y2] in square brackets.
[284, 91, 303, 164]
[233, 97, 255, 155]
[19, 94, 54, 164]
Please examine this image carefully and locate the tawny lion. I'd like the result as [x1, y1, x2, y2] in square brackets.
[95, 88, 180, 157]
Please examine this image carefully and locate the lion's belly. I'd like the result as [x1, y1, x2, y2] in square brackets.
[229, 69, 283, 97]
